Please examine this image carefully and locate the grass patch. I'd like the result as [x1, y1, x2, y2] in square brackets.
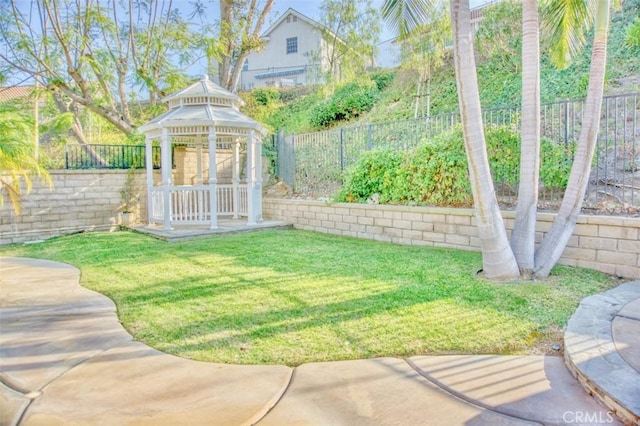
[0, 229, 620, 366]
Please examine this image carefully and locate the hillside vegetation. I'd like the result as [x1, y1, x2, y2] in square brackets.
[241, 0, 640, 135]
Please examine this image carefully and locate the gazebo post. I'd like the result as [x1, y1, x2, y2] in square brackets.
[196, 141, 203, 185]
[254, 135, 263, 223]
[208, 126, 218, 229]
[144, 136, 153, 225]
[232, 140, 240, 219]
[161, 128, 173, 230]
[246, 131, 256, 226]
[246, 130, 263, 225]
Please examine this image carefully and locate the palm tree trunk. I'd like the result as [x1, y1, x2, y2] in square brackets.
[534, 0, 610, 277]
[450, 0, 520, 280]
[511, 0, 540, 276]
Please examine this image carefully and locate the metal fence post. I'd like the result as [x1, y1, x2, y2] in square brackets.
[368, 124, 373, 150]
[564, 100, 569, 148]
[273, 133, 279, 176]
[291, 133, 296, 191]
[339, 128, 345, 171]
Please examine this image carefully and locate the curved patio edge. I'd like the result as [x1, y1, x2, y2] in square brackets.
[2, 256, 636, 426]
[564, 281, 640, 425]
[0, 257, 293, 426]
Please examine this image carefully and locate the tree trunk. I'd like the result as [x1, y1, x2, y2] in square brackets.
[218, 0, 233, 89]
[534, 0, 610, 277]
[450, 0, 520, 280]
[52, 93, 109, 167]
[511, 0, 540, 276]
[229, 51, 250, 94]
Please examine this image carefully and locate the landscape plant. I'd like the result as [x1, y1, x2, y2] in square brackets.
[310, 78, 381, 128]
[336, 125, 573, 207]
[0, 103, 52, 215]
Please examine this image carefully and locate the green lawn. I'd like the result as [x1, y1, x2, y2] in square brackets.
[0, 229, 619, 366]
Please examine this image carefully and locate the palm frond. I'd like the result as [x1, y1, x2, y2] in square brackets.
[541, 0, 597, 68]
[382, 0, 435, 39]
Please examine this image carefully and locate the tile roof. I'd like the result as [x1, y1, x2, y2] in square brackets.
[0, 86, 35, 103]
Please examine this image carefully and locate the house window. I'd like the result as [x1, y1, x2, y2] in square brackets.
[286, 37, 298, 54]
[242, 59, 249, 71]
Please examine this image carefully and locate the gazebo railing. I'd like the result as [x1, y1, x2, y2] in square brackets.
[150, 184, 248, 224]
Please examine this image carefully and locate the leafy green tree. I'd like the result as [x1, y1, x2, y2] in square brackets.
[0, 103, 51, 215]
[449, 0, 521, 278]
[0, 0, 198, 142]
[511, 0, 541, 275]
[191, 0, 274, 93]
[318, 0, 381, 83]
[534, 0, 614, 276]
[399, 3, 450, 118]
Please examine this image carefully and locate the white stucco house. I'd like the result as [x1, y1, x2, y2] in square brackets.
[239, 8, 338, 91]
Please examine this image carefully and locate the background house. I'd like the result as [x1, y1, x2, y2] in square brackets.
[0, 85, 36, 104]
[239, 8, 337, 91]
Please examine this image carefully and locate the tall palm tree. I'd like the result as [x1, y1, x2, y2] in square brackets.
[382, 0, 614, 279]
[0, 103, 51, 215]
[510, 0, 540, 276]
[534, 0, 611, 276]
[449, 0, 521, 279]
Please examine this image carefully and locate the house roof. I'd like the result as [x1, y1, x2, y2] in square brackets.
[0, 86, 35, 103]
[262, 8, 342, 43]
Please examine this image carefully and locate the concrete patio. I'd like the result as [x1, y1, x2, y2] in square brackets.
[1, 256, 638, 425]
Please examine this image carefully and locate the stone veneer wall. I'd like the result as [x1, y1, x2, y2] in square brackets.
[1, 170, 147, 245]
[263, 198, 640, 279]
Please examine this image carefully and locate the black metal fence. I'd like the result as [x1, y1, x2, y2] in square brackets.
[65, 144, 161, 169]
[277, 92, 640, 211]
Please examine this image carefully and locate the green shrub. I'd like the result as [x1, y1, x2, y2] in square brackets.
[540, 139, 573, 190]
[336, 148, 403, 203]
[486, 125, 521, 185]
[398, 128, 473, 206]
[309, 99, 338, 128]
[265, 92, 323, 133]
[310, 79, 380, 128]
[252, 87, 281, 106]
[335, 125, 573, 207]
[625, 17, 640, 48]
[370, 70, 395, 91]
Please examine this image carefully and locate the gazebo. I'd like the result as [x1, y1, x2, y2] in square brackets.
[138, 75, 266, 230]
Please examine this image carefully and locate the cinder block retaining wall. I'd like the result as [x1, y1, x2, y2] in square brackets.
[0, 170, 147, 245]
[263, 198, 640, 279]
[3, 176, 638, 279]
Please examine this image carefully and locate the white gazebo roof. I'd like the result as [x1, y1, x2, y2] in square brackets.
[138, 75, 267, 139]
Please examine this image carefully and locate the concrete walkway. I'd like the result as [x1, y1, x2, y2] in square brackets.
[1, 257, 638, 426]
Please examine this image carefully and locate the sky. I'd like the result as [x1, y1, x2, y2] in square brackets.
[4, 0, 494, 84]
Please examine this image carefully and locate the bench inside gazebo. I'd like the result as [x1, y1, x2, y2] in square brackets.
[138, 75, 266, 231]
